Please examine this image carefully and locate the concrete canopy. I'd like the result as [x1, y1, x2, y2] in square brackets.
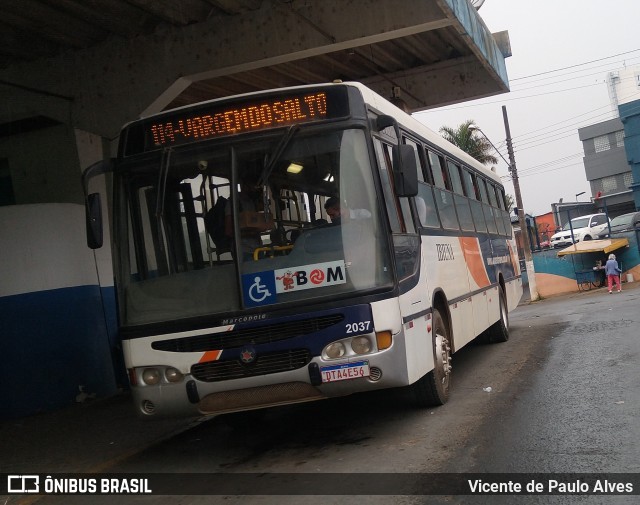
[0, 0, 510, 139]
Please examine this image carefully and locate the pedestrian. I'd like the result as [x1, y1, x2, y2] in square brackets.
[605, 253, 622, 293]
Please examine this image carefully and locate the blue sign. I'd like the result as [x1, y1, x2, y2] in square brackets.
[242, 271, 277, 307]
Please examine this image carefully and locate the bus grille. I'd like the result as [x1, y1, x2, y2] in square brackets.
[191, 349, 311, 382]
[152, 314, 343, 352]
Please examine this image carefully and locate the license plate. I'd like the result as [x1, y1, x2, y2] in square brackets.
[320, 361, 370, 383]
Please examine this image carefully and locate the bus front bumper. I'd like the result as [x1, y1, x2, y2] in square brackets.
[130, 348, 409, 418]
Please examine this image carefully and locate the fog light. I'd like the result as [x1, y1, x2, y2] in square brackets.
[324, 342, 346, 359]
[351, 336, 372, 354]
[165, 367, 184, 383]
[142, 368, 160, 385]
[141, 400, 156, 415]
[376, 331, 392, 350]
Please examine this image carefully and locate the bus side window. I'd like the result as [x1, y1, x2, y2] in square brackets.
[415, 182, 440, 228]
[447, 161, 464, 195]
[404, 141, 440, 229]
[478, 178, 498, 234]
[461, 169, 475, 199]
[498, 187, 509, 211]
[427, 150, 448, 190]
[447, 162, 474, 232]
[486, 181, 498, 207]
[466, 170, 487, 233]
[493, 184, 504, 210]
[489, 182, 505, 234]
[497, 186, 512, 236]
[477, 177, 490, 204]
[490, 183, 509, 236]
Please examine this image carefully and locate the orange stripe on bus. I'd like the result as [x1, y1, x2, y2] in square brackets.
[459, 237, 490, 288]
[199, 350, 222, 363]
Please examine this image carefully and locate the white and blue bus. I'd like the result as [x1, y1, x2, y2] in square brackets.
[83, 82, 522, 418]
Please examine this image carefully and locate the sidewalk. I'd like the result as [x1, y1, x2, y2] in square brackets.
[519, 275, 640, 305]
[1, 392, 199, 475]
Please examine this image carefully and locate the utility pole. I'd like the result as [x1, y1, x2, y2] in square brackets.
[503, 105, 539, 301]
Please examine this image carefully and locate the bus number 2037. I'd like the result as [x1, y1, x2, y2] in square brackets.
[346, 321, 371, 333]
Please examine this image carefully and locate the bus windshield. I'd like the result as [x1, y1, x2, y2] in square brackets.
[117, 127, 393, 327]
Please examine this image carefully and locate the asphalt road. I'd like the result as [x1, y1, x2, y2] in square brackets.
[6, 283, 640, 505]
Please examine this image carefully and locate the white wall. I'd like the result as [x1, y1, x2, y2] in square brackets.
[614, 65, 640, 106]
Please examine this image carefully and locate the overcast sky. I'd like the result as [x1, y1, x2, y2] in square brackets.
[414, 0, 640, 216]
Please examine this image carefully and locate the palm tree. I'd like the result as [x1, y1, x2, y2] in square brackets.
[439, 119, 498, 166]
[505, 193, 515, 212]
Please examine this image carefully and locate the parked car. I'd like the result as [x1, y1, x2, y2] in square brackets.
[550, 213, 610, 248]
[595, 211, 640, 239]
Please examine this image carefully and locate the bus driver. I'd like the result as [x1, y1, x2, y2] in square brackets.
[324, 197, 371, 225]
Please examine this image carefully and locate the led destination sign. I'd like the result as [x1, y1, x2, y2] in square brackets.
[120, 87, 351, 156]
[150, 92, 327, 147]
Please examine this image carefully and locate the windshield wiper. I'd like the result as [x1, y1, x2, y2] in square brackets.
[257, 125, 299, 187]
[155, 148, 173, 273]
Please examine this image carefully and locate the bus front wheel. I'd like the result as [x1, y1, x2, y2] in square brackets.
[410, 308, 451, 407]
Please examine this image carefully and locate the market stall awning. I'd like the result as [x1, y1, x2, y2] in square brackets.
[556, 238, 629, 256]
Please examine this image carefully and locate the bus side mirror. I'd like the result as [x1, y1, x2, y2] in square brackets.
[81, 158, 114, 249]
[376, 115, 396, 131]
[86, 192, 103, 249]
[393, 144, 418, 197]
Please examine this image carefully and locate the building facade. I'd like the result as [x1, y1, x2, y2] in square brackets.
[577, 65, 640, 217]
[578, 117, 635, 217]
[615, 66, 640, 211]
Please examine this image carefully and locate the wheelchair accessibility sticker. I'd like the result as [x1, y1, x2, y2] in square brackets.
[242, 260, 346, 307]
[242, 271, 277, 307]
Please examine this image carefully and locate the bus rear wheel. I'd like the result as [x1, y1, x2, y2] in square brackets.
[484, 287, 509, 343]
[410, 308, 451, 407]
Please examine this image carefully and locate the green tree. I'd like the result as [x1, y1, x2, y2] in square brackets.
[439, 119, 498, 166]
[505, 193, 515, 211]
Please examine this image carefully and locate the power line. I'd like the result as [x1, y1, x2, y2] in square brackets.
[512, 104, 612, 140]
[518, 161, 585, 178]
[514, 101, 640, 148]
[514, 111, 615, 145]
[509, 48, 640, 81]
[510, 56, 640, 89]
[514, 131, 580, 152]
[428, 82, 604, 112]
[516, 152, 584, 175]
[510, 63, 640, 94]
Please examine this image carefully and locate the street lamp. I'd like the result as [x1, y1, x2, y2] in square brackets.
[575, 191, 585, 201]
[468, 123, 511, 174]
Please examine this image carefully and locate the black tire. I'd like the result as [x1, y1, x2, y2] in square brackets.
[578, 280, 591, 292]
[485, 287, 509, 343]
[583, 235, 592, 241]
[409, 308, 451, 407]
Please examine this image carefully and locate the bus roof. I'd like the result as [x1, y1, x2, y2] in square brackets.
[132, 81, 503, 186]
[347, 82, 503, 185]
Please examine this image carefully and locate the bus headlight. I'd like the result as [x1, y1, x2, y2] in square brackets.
[142, 368, 161, 385]
[165, 367, 184, 383]
[324, 342, 346, 359]
[351, 336, 372, 355]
